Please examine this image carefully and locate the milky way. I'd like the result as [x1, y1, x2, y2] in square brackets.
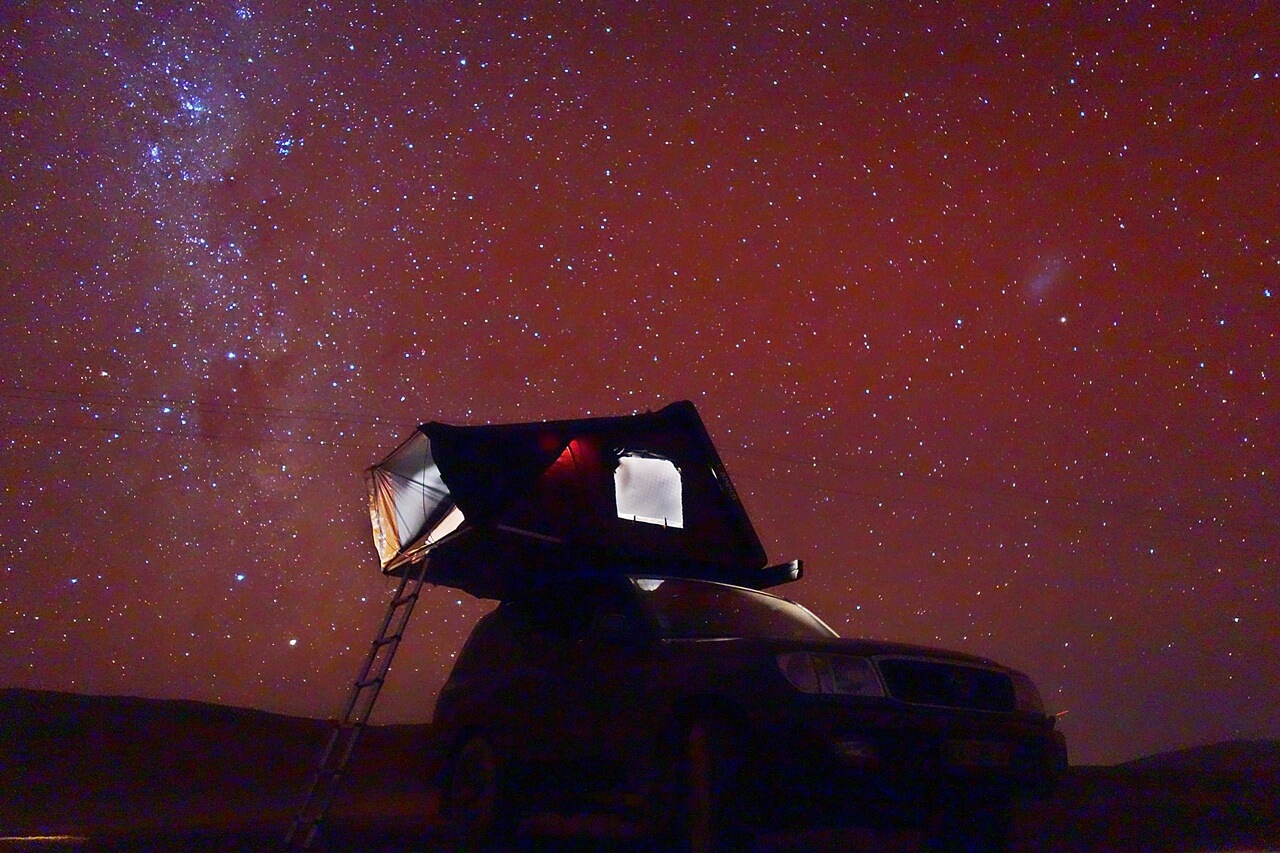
[2, 2, 1276, 765]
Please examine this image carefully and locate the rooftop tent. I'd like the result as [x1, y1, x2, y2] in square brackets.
[366, 401, 800, 599]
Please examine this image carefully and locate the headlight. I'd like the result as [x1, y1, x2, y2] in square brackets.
[777, 652, 885, 697]
[1010, 671, 1045, 714]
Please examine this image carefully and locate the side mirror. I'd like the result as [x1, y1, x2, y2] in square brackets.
[756, 559, 803, 588]
[591, 612, 634, 644]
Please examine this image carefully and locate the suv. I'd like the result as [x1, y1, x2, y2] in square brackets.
[430, 573, 1067, 852]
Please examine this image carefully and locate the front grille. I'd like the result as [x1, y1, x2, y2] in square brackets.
[876, 657, 1015, 713]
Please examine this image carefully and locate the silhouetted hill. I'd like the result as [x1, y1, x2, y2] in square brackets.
[1018, 740, 1280, 852]
[1, 689, 1277, 852]
[0, 688, 434, 841]
[1119, 737, 1280, 776]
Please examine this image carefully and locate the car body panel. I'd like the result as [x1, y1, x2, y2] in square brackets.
[430, 574, 1066, 824]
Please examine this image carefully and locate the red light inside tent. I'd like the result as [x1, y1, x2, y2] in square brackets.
[550, 439, 584, 471]
[546, 437, 601, 478]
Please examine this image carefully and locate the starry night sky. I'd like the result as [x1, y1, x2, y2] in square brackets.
[2, 3, 1276, 766]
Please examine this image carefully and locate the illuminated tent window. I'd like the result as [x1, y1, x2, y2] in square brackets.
[615, 454, 683, 528]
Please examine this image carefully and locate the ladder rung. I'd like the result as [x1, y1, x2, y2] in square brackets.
[288, 563, 427, 850]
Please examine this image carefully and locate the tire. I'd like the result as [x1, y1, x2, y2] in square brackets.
[922, 787, 1014, 853]
[444, 733, 513, 845]
[657, 714, 752, 853]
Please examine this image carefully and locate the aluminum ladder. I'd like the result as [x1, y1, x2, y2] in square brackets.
[285, 559, 431, 850]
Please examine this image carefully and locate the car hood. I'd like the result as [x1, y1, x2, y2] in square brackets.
[664, 635, 1012, 671]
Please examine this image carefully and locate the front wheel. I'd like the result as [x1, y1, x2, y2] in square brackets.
[655, 714, 752, 853]
[444, 733, 514, 845]
[922, 786, 1014, 853]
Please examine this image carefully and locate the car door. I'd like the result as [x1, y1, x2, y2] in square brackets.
[556, 580, 663, 784]
[440, 601, 566, 767]
[505, 592, 585, 769]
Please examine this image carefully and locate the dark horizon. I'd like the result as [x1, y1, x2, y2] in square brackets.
[2, 3, 1276, 767]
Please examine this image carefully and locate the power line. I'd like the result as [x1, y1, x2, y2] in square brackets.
[728, 467, 1274, 562]
[0, 384, 396, 429]
[726, 445, 1276, 543]
[3, 383, 1273, 551]
[0, 415, 371, 450]
[0, 382, 406, 451]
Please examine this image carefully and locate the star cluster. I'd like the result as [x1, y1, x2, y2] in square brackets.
[1, 2, 1276, 765]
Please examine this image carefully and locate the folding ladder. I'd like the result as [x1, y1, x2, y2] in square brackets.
[285, 559, 431, 851]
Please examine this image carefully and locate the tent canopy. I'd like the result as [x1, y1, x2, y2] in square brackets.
[366, 401, 800, 599]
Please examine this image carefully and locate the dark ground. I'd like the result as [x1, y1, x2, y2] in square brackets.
[2, 689, 1278, 852]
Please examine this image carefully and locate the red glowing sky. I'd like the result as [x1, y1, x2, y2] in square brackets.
[1, 3, 1276, 765]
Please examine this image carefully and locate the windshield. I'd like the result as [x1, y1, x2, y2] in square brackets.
[630, 577, 837, 640]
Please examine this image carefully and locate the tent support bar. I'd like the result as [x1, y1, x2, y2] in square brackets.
[284, 558, 431, 851]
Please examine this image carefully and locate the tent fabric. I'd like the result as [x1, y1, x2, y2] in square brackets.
[366, 428, 453, 569]
[365, 400, 776, 599]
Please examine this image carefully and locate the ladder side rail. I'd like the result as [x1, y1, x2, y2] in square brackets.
[285, 560, 431, 851]
[295, 569, 414, 802]
[346, 570, 428, 729]
[337, 569, 416, 721]
[347, 576, 424, 718]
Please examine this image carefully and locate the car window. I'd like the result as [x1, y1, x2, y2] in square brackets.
[452, 605, 529, 676]
[507, 578, 647, 642]
[630, 577, 837, 640]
